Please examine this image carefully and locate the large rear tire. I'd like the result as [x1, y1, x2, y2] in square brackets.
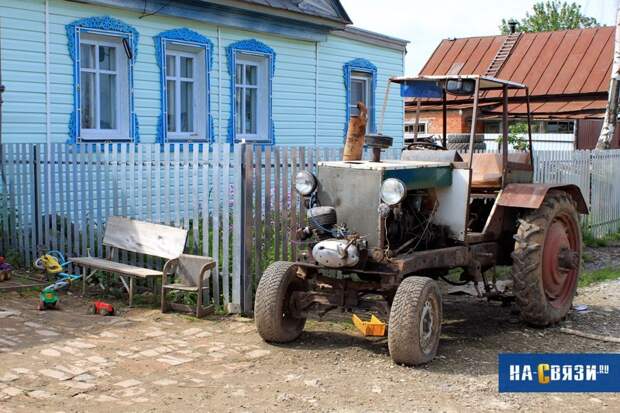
[388, 277, 442, 366]
[255, 261, 307, 343]
[511, 191, 582, 326]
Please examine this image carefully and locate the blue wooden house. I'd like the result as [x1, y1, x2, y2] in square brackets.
[0, 0, 407, 146]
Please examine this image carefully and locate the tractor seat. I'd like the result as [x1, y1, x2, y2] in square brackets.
[470, 152, 531, 189]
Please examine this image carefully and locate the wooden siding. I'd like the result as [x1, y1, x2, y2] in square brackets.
[319, 34, 404, 146]
[576, 120, 620, 150]
[0, 0, 404, 145]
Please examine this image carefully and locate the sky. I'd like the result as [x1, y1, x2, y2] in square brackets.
[340, 0, 618, 75]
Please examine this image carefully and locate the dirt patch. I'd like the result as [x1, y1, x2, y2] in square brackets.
[584, 241, 620, 272]
[0, 282, 619, 413]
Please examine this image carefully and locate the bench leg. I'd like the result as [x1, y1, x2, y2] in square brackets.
[152, 278, 158, 305]
[161, 287, 167, 313]
[196, 287, 203, 318]
[104, 273, 110, 298]
[81, 267, 87, 296]
[129, 277, 135, 308]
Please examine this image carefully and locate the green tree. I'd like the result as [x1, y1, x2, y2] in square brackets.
[496, 122, 529, 151]
[500, 1, 600, 34]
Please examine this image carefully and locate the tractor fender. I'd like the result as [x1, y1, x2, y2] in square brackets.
[496, 184, 588, 214]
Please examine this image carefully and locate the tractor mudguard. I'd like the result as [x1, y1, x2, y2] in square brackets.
[496, 184, 588, 214]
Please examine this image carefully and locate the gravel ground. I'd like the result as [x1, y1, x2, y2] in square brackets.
[0, 278, 618, 413]
[584, 241, 620, 272]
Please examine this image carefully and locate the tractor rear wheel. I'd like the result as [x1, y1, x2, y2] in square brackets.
[388, 276, 442, 366]
[511, 190, 582, 326]
[255, 261, 307, 343]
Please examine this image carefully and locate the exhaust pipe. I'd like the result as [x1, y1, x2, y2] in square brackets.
[343, 102, 368, 161]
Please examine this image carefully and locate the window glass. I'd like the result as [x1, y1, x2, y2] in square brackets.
[99, 46, 115, 71]
[350, 72, 371, 120]
[483, 121, 501, 133]
[99, 73, 116, 129]
[165, 47, 204, 139]
[236, 64, 243, 84]
[234, 56, 266, 140]
[80, 44, 95, 69]
[245, 65, 257, 86]
[180, 56, 193, 78]
[81, 72, 96, 129]
[350, 79, 366, 116]
[404, 123, 427, 134]
[77, 33, 130, 141]
[166, 55, 175, 76]
[245, 87, 257, 134]
[79, 38, 122, 135]
[166, 80, 175, 132]
[180, 81, 193, 133]
[235, 86, 242, 134]
[546, 121, 574, 133]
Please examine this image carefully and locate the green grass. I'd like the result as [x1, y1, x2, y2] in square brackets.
[579, 267, 620, 288]
[582, 227, 620, 248]
[607, 231, 620, 241]
[583, 231, 609, 248]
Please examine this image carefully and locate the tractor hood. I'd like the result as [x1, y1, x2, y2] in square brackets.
[315, 160, 452, 247]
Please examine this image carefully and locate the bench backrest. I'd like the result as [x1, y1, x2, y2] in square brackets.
[176, 254, 216, 287]
[103, 216, 188, 259]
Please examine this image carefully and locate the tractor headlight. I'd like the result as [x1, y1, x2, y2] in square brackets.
[295, 171, 317, 196]
[380, 178, 406, 206]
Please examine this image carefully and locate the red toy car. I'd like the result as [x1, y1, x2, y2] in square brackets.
[88, 301, 115, 316]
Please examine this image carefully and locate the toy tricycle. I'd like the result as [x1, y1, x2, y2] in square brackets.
[35, 251, 81, 311]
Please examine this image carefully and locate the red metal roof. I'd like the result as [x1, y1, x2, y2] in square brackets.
[415, 26, 615, 118]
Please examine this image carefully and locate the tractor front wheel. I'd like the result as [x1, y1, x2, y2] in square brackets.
[255, 261, 307, 343]
[512, 190, 582, 326]
[388, 276, 442, 366]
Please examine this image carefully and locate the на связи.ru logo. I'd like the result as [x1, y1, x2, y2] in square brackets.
[509, 363, 609, 384]
[499, 354, 618, 392]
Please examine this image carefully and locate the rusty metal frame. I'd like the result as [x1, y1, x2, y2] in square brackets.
[497, 183, 589, 214]
[388, 246, 470, 274]
[525, 87, 534, 166]
[501, 85, 509, 185]
[442, 90, 447, 148]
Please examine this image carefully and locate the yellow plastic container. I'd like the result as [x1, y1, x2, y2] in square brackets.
[352, 314, 386, 337]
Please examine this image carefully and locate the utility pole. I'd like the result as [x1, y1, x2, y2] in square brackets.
[597, 7, 620, 149]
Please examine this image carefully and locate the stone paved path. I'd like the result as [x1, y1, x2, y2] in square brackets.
[0, 284, 619, 412]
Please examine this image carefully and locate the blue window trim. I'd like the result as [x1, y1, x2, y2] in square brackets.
[226, 39, 276, 144]
[66, 16, 139, 143]
[343, 58, 377, 138]
[154, 28, 214, 144]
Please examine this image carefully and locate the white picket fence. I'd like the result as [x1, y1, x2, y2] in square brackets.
[484, 133, 575, 151]
[0, 143, 246, 311]
[533, 149, 620, 238]
[1, 144, 619, 312]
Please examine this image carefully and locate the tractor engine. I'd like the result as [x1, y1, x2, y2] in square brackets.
[383, 190, 448, 254]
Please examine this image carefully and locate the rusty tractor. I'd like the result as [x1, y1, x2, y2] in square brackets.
[254, 75, 587, 366]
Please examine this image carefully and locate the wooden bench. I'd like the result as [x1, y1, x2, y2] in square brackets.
[161, 254, 216, 317]
[72, 216, 188, 307]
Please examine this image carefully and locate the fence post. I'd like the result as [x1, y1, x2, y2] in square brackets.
[32, 145, 40, 255]
[242, 144, 254, 314]
[587, 149, 593, 234]
[231, 143, 245, 314]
